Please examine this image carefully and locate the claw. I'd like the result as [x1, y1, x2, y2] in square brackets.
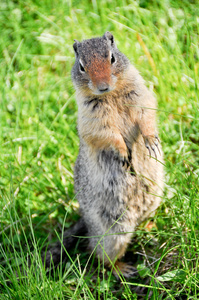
[122, 157, 129, 169]
[144, 135, 161, 159]
[113, 261, 138, 279]
[151, 144, 157, 159]
[144, 139, 152, 157]
[155, 134, 160, 143]
[154, 136, 161, 155]
[155, 142, 161, 156]
[145, 143, 151, 157]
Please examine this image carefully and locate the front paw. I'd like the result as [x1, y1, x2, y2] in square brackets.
[113, 147, 129, 169]
[118, 148, 129, 168]
[143, 134, 160, 158]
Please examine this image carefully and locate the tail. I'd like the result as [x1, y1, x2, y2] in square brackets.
[43, 218, 87, 270]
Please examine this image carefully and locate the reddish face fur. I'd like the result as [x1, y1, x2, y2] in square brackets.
[87, 57, 112, 90]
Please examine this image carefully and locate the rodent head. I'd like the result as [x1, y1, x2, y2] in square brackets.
[71, 32, 129, 96]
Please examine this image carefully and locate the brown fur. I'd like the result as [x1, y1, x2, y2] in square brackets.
[76, 64, 157, 163]
[71, 32, 164, 277]
[45, 32, 164, 278]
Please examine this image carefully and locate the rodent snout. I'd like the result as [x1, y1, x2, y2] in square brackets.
[89, 80, 114, 95]
[88, 78, 114, 95]
[87, 58, 116, 95]
[97, 82, 110, 93]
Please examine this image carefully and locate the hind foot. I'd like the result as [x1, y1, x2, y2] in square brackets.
[112, 261, 137, 279]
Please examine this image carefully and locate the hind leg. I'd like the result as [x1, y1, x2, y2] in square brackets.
[89, 230, 135, 278]
[113, 261, 137, 278]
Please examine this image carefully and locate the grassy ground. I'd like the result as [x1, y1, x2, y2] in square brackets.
[0, 0, 199, 299]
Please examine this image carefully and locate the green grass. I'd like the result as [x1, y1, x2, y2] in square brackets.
[0, 0, 199, 298]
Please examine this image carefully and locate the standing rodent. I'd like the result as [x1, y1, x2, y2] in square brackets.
[45, 32, 164, 277]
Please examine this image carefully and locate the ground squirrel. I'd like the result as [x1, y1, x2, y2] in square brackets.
[45, 32, 164, 278]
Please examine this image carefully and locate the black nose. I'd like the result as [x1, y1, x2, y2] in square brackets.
[98, 82, 109, 93]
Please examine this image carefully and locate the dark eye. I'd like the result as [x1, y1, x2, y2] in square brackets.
[79, 60, 85, 73]
[111, 53, 116, 64]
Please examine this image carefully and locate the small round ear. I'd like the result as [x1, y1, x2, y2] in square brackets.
[103, 31, 115, 46]
[73, 39, 80, 56]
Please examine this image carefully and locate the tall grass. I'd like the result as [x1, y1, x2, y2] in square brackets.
[0, 0, 199, 298]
